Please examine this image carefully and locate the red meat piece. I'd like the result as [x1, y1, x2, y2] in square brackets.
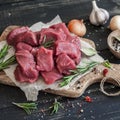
[7, 26, 38, 46]
[56, 53, 76, 75]
[15, 50, 39, 83]
[38, 27, 66, 44]
[16, 42, 32, 52]
[36, 47, 54, 72]
[7, 26, 29, 46]
[14, 30, 38, 46]
[16, 50, 36, 69]
[50, 23, 71, 38]
[41, 68, 63, 84]
[55, 41, 81, 64]
[15, 65, 38, 83]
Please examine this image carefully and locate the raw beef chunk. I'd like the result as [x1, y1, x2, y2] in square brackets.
[36, 47, 54, 72]
[41, 68, 63, 84]
[15, 50, 38, 83]
[38, 28, 66, 44]
[16, 42, 32, 52]
[56, 53, 76, 75]
[15, 65, 38, 83]
[7, 26, 29, 46]
[55, 41, 81, 64]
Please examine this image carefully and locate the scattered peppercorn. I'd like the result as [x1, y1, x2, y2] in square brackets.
[103, 69, 108, 76]
[85, 96, 92, 102]
[80, 109, 84, 113]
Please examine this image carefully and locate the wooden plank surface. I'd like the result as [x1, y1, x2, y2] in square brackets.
[0, 0, 120, 120]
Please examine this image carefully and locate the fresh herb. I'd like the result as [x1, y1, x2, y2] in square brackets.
[41, 35, 54, 48]
[75, 61, 98, 74]
[0, 44, 16, 70]
[103, 60, 111, 68]
[81, 48, 97, 56]
[60, 74, 78, 87]
[0, 44, 10, 59]
[0, 55, 16, 70]
[49, 99, 64, 115]
[60, 61, 98, 87]
[12, 102, 37, 115]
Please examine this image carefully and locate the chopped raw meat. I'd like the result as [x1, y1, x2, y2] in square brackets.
[14, 30, 38, 46]
[23, 31, 38, 46]
[51, 23, 81, 49]
[50, 23, 71, 38]
[7, 26, 38, 46]
[67, 35, 81, 49]
[55, 41, 81, 64]
[15, 50, 39, 83]
[15, 50, 36, 69]
[41, 68, 63, 84]
[56, 53, 76, 75]
[16, 42, 32, 52]
[7, 22, 82, 84]
[15, 65, 39, 83]
[7, 26, 29, 46]
[36, 47, 54, 71]
[38, 28, 66, 44]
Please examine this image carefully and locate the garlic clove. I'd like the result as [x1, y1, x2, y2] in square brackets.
[89, 0, 109, 26]
[102, 9, 109, 20]
[96, 9, 109, 24]
[89, 10, 98, 25]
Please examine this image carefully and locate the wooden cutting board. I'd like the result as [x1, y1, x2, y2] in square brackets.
[0, 26, 119, 98]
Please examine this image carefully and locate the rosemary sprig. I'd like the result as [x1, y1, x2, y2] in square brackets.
[49, 99, 64, 115]
[41, 35, 54, 48]
[12, 102, 37, 115]
[0, 44, 10, 59]
[60, 61, 98, 87]
[0, 44, 16, 70]
[43, 40, 54, 48]
[0, 55, 16, 70]
[60, 74, 78, 87]
[103, 60, 111, 68]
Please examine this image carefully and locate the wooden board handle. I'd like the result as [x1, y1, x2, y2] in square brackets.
[45, 63, 120, 98]
[75, 63, 120, 97]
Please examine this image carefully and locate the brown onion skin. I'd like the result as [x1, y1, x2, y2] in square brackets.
[109, 15, 120, 31]
[68, 19, 86, 37]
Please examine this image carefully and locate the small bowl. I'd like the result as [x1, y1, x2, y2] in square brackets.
[107, 30, 120, 58]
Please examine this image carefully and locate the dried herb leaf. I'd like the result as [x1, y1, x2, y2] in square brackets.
[81, 48, 97, 56]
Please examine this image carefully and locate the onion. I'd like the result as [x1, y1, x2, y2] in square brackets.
[109, 15, 120, 31]
[68, 19, 86, 37]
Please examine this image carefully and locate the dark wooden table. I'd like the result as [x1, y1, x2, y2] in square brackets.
[0, 0, 120, 120]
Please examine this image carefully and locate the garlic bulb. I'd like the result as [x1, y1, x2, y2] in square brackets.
[89, 0, 109, 26]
